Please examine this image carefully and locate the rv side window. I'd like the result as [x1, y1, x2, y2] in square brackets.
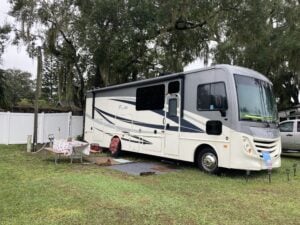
[197, 82, 227, 111]
[136, 84, 165, 110]
[168, 81, 180, 93]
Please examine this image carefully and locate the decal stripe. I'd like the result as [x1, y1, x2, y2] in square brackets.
[111, 99, 203, 133]
[95, 108, 115, 125]
[94, 127, 113, 137]
[112, 99, 135, 105]
[129, 135, 152, 144]
[95, 107, 164, 130]
[95, 106, 203, 133]
[94, 127, 152, 145]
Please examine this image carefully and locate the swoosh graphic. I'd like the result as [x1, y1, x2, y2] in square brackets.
[95, 105, 203, 133]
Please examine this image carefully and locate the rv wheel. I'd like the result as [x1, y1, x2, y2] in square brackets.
[109, 137, 122, 158]
[197, 148, 219, 174]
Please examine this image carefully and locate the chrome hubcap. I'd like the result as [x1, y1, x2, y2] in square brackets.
[202, 153, 217, 172]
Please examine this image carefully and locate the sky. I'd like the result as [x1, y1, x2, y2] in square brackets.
[0, 0, 37, 77]
[0, 0, 205, 79]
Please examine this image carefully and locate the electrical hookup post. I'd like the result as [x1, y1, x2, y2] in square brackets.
[262, 151, 272, 183]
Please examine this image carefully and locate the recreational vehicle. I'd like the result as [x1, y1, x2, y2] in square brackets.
[84, 64, 281, 173]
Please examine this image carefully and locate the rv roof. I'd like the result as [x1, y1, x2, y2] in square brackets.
[87, 64, 270, 93]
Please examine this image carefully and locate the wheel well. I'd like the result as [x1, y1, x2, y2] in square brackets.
[111, 135, 120, 140]
[111, 135, 122, 148]
[194, 144, 216, 163]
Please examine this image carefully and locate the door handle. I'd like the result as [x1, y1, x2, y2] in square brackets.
[286, 134, 293, 137]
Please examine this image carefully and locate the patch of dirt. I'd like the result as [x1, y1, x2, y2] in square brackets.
[151, 165, 178, 172]
[84, 156, 120, 166]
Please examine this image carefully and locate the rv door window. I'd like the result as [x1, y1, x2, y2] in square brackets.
[168, 98, 178, 117]
[136, 84, 165, 110]
[197, 82, 227, 111]
[168, 81, 180, 93]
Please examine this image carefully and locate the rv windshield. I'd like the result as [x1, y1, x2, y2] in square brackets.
[235, 74, 277, 123]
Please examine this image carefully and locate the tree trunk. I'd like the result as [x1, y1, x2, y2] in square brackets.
[74, 63, 85, 108]
[57, 64, 65, 106]
[33, 47, 43, 152]
[65, 64, 76, 109]
[99, 63, 110, 87]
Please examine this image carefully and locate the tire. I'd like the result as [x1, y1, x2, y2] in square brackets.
[109, 137, 122, 158]
[197, 148, 220, 174]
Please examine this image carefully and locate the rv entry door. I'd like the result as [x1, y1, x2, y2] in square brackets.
[164, 94, 180, 156]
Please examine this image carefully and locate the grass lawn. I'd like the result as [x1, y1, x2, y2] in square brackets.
[0, 145, 299, 225]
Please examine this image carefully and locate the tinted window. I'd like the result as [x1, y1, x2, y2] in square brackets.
[136, 84, 165, 110]
[168, 81, 180, 93]
[168, 98, 177, 117]
[197, 82, 227, 111]
[297, 122, 300, 132]
[279, 122, 294, 132]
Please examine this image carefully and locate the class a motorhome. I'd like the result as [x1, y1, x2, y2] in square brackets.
[84, 64, 281, 173]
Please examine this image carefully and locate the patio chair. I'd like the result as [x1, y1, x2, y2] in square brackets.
[70, 143, 89, 163]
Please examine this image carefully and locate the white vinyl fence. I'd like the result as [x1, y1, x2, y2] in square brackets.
[0, 112, 83, 144]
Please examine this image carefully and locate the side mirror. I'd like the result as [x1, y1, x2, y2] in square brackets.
[213, 95, 227, 117]
[219, 109, 226, 117]
[206, 120, 222, 135]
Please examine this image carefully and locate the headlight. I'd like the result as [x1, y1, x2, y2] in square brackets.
[242, 136, 254, 155]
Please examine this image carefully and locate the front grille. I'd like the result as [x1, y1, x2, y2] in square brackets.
[253, 138, 279, 157]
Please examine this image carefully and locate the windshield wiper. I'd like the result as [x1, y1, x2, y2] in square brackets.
[242, 114, 263, 122]
[242, 114, 276, 126]
[263, 121, 270, 128]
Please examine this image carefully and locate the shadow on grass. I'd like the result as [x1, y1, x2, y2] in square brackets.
[120, 151, 299, 181]
[113, 151, 276, 179]
[281, 152, 300, 159]
[34, 147, 299, 180]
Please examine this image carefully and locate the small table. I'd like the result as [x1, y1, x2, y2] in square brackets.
[46, 139, 90, 164]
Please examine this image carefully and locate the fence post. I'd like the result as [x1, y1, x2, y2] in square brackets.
[39, 112, 45, 143]
[27, 135, 32, 152]
[68, 112, 72, 138]
[6, 112, 11, 145]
